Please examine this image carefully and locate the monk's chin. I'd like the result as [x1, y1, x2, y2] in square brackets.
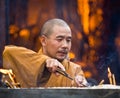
[56, 56, 66, 62]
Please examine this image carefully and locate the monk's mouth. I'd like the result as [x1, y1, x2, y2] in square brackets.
[57, 51, 68, 56]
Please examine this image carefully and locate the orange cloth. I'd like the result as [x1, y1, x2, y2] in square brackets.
[3, 45, 85, 88]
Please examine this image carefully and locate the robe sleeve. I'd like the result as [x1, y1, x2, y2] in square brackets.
[69, 62, 88, 87]
[3, 45, 50, 88]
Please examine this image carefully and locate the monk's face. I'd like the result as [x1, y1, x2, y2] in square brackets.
[43, 25, 72, 61]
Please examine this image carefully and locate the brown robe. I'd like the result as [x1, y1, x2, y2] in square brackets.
[3, 45, 85, 88]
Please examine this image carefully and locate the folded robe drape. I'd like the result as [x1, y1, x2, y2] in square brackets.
[3, 45, 85, 88]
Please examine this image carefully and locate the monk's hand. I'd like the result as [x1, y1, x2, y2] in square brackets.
[46, 58, 65, 75]
[74, 75, 89, 87]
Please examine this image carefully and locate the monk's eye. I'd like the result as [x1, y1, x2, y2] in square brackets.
[56, 38, 63, 42]
[66, 38, 71, 43]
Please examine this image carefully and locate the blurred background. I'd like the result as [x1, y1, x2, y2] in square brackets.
[0, 0, 120, 85]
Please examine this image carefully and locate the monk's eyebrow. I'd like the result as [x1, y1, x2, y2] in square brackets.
[56, 36, 64, 38]
[56, 36, 72, 39]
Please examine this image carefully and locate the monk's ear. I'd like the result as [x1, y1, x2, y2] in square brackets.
[39, 35, 47, 46]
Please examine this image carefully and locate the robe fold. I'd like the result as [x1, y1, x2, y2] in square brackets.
[3, 45, 85, 88]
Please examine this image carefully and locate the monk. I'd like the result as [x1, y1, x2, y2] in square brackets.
[2, 18, 89, 88]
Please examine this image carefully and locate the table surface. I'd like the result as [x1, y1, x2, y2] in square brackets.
[0, 85, 120, 98]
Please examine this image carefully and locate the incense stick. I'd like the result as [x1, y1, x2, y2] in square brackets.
[108, 67, 113, 84]
[99, 79, 104, 85]
[112, 74, 116, 85]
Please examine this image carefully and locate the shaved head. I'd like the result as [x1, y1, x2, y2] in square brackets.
[40, 18, 71, 37]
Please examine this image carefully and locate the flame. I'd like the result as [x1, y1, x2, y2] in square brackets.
[69, 52, 75, 59]
[84, 71, 92, 78]
[19, 29, 30, 40]
[77, 0, 90, 35]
